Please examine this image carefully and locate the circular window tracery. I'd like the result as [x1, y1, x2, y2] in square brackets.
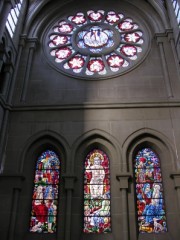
[46, 10, 149, 79]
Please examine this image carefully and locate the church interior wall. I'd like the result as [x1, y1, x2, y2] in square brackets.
[0, 0, 180, 240]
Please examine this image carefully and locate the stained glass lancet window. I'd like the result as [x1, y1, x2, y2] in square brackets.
[84, 149, 111, 233]
[30, 150, 60, 233]
[134, 148, 167, 233]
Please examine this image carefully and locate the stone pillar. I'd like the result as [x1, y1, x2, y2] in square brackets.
[0, 174, 25, 240]
[0, 0, 15, 41]
[155, 33, 173, 98]
[167, 29, 180, 81]
[20, 38, 38, 102]
[170, 172, 180, 214]
[7, 34, 26, 103]
[62, 175, 76, 240]
[1, 62, 13, 97]
[116, 173, 131, 240]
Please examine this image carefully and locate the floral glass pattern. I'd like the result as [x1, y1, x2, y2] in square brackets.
[134, 148, 167, 233]
[30, 150, 60, 233]
[47, 10, 146, 79]
[84, 149, 111, 233]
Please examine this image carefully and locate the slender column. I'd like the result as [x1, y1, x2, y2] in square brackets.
[0, 110, 9, 173]
[1, 62, 13, 97]
[167, 30, 180, 81]
[116, 174, 131, 240]
[170, 172, 180, 214]
[155, 34, 173, 98]
[20, 38, 38, 102]
[0, 174, 25, 240]
[7, 35, 26, 103]
[62, 175, 76, 240]
[8, 188, 20, 240]
[0, 0, 15, 41]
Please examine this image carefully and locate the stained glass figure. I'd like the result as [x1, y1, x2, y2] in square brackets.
[134, 148, 167, 233]
[84, 149, 111, 233]
[30, 150, 60, 233]
[47, 10, 146, 79]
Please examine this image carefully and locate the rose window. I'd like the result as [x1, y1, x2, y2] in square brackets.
[47, 10, 148, 79]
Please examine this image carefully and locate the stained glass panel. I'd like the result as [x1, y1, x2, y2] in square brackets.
[134, 148, 167, 233]
[84, 149, 111, 233]
[30, 150, 60, 233]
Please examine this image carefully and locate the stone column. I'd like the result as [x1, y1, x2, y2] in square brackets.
[0, 174, 25, 240]
[155, 33, 173, 98]
[7, 34, 26, 103]
[62, 175, 76, 240]
[1, 62, 13, 97]
[167, 30, 180, 81]
[116, 173, 131, 240]
[170, 172, 180, 214]
[0, 0, 15, 41]
[20, 37, 38, 102]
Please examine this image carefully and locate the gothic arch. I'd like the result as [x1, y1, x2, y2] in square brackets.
[122, 128, 177, 172]
[71, 129, 121, 172]
[19, 130, 70, 173]
[24, 0, 167, 39]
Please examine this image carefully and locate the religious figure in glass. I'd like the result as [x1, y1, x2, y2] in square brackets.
[84, 149, 111, 233]
[134, 148, 167, 233]
[30, 150, 60, 233]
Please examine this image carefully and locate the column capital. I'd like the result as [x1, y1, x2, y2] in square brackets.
[170, 172, 180, 189]
[19, 34, 27, 47]
[26, 37, 39, 49]
[62, 174, 77, 190]
[4, 61, 14, 73]
[116, 173, 132, 189]
[154, 32, 167, 44]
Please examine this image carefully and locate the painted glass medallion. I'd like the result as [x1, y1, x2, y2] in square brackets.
[134, 148, 167, 233]
[30, 150, 60, 233]
[47, 9, 147, 79]
[84, 149, 111, 233]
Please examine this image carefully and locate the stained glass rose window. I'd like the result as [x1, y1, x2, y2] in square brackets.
[47, 10, 148, 79]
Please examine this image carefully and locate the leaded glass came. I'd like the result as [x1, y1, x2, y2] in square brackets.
[84, 149, 111, 233]
[30, 150, 60, 233]
[134, 148, 167, 233]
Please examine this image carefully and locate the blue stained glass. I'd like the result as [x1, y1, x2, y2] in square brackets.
[134, 148, 167, 233]
[30, 150, 60, 233]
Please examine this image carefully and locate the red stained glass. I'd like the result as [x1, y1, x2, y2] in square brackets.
[58, 23, 73, 33]
[107, 55, 124, 67]
[87, 59, 105, 72]
[71, 13, 86, 24]
[124, 32, 141, 43]
[118, 20, 134, 31]
[87, 10, 104, 21]
[121, 45, 137, 57]
[55, 47, 72, 59]
[30, 150, 60, 234]
[68, 56, 85, 69]
[106, 12, 120, 23]
[51, 36, 68, 46]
